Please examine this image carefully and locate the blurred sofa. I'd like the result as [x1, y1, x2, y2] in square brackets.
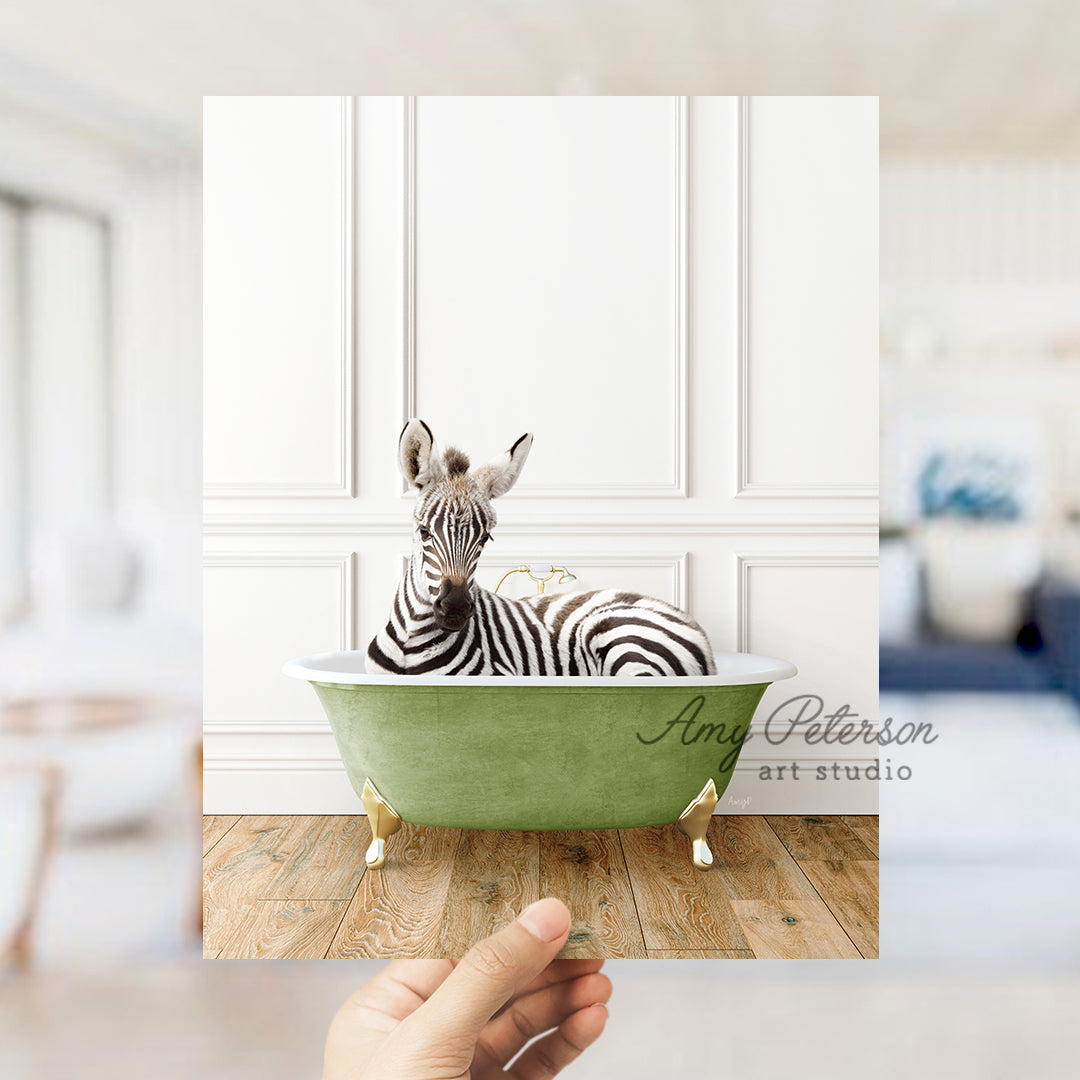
[880, 576, 1080, 701]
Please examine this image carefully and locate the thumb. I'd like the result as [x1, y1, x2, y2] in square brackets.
[404, 898, 571, 1053]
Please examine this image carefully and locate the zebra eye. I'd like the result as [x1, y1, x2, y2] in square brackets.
[482, 532, 492, 545]
[418, 525, 430, 541]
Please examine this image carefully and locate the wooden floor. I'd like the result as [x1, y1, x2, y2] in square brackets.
[203, 814, 878, 960]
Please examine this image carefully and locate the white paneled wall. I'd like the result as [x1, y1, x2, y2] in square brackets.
[203, 96, 353, 497]
[408, 96, 684, 497]
[741, 97, 879, 496]
[204, 96, 879, 815]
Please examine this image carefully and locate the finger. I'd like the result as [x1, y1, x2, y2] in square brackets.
[508, 1003, 609, 1079]
[478, 971, 612, 1064]
[489, 958, 606, 1019]
[404, 898, 571, 1051]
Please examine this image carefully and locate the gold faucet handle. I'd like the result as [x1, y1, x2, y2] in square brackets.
[493, 565, 577, 595]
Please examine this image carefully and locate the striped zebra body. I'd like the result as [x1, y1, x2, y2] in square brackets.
[366, 420, 716, 677]
[369, 570, 716, 677]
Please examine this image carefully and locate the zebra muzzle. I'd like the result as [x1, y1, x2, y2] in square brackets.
[434, 582, 475, 630]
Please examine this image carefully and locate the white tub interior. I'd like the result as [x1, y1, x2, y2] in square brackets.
[283, 651, 797, 686]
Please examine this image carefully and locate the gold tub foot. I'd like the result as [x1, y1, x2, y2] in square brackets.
[361, 778, 402, 869]
[677, 778, 719, 871]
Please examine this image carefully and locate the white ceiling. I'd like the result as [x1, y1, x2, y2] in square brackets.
[0, 0, 1078, 157]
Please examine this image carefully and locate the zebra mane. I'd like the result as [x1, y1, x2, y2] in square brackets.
[442, 446, 471, 477]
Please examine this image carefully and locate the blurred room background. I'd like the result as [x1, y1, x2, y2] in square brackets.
[879, 159, 1080, 965]
[2, 1, 1080, 1077]
[0, 40, 202, 974]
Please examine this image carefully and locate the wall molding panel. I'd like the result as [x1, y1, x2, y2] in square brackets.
[205, 756, 345, 773]
[203, 550, 358, 652]
[734, 553, 878, 653]
[205, 722, 333, 736]
[731, 552, 879, 814]
[204, 96, 357, 499]
[400, 94, 416, 450]
[734, 96, 878, 500]
[399, 95, 689, 499]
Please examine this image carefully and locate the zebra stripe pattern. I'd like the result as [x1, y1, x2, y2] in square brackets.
[366, 420, 717, 677]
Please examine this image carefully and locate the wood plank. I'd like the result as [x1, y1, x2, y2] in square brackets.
[766, 816, 875, 861]
[437, 830, 539, 958]
[797, 860, 879, 959]
[619, 825, 750, 952]
[214, 900, 348, 959]
[730, 900, 862, 959]
[710, 816, 842, 908]
[202, 814, 239, 855]
[327, 824, 461, 959]
[203, 816, 878, 962]
[538, 831, 645, 959]
[203, 816, 314, 957]
[260, 815, 368, 900]
[647, 950, 754, 959]
[842, 815, 879, 858]
[708, 815, 870, 958]
[838, 815, 876, 829]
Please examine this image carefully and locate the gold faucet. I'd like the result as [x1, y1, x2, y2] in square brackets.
[493, 565, 577, 595]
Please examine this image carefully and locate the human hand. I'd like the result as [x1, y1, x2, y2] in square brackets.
[324, 898, 611, 1079]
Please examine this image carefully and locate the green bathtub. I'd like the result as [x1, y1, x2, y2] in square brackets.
[283, 651, 796, 870]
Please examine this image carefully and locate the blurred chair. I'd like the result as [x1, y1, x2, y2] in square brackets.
[0, 696, 193, 836]
[0, 765, 60, 972]
[0, 522, 201, 960]
[0, 521, 200, 835]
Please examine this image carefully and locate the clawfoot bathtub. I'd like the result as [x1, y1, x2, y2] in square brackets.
[282, 652, 796, 870]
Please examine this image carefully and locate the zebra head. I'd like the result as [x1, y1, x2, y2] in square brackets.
[398, 418, 533, 632]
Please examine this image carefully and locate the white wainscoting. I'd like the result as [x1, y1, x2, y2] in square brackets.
[736, 96, 879, 499]
[203, 96, 356, 498]
[403, 96, 688, 499]
[203, 96, 879, 815]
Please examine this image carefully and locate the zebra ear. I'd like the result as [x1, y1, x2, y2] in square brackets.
[474, 433, 533, 499]
[398, 418, 444, 489]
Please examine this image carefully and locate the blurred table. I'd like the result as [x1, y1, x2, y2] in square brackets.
[0, 695, 197, 836]
[1, 697, 150, 734]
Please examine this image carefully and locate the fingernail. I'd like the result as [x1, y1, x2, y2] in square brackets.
[516, 898, 570, 942]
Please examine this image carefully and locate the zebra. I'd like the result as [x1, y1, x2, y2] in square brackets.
[366, 419, 717, 677]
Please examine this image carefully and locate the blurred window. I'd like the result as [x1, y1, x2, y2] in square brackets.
[0, 195, 110, 625]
